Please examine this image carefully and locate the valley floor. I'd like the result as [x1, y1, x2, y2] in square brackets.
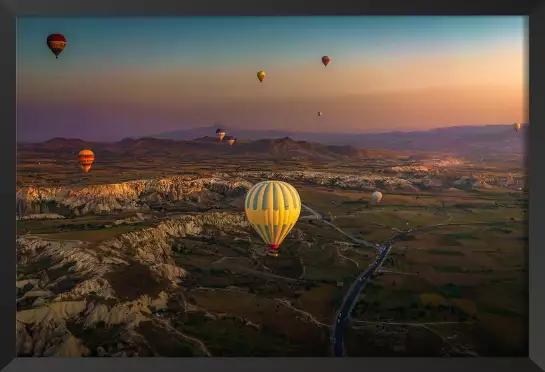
[16, 159, 527, 357]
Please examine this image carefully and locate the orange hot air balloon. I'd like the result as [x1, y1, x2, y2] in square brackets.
[47, 34, 67, 59]
[78, 149, 95, 172]
[514, 122, 521, 132]
[321, 56, 331, 67]
[257, 71, 266, 83]
[226, 136, 236, 146]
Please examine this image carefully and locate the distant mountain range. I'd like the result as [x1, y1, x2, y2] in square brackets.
[18, 136, 422, 163]
[149, 124, 528, 157]
[17, 124, 527, 161]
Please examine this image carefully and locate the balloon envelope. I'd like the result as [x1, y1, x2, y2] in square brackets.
[514, 122, 521, 132]
[226, 136, 236, 146]
[244, 181, 301, 256]
[47, 34, 67, 59]
[321, 56, 331, 67]
[318, 112, 322, 116]
[257, 71, 266, 83]
[371, 191, 383, 204]
[216, 128, 226, 141]
[78, 149, 94, 173]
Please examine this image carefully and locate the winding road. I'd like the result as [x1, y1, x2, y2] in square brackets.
[302, 199, 500, 357]
[331, 229, 399, 356]
[300, 203, 397, 356]
[322, 201, 522, 356]
[328, 197, 462, 356]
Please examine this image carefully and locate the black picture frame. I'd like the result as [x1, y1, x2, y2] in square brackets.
[6, 1, 543, 371]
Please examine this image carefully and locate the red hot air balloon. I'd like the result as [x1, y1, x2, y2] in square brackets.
[321, 56, 331, 67]
[47, 34, 67, 59]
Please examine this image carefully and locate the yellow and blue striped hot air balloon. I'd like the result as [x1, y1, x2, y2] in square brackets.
[244, 180, 301, 257]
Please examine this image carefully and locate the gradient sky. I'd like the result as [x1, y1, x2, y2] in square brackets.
[17, 16, 526, 141]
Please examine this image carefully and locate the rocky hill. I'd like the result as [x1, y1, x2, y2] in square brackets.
[17, 165, 509, 219]
[17, 136, 426, 162]
[16, 175, 252, 216]
[17, 211, 248, 357]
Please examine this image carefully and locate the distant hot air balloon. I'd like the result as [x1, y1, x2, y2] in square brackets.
[78, 149, 94, 173]
[318, 112, 323, 116]
[47, 34, 67, 59]
[514, 122, 521, 132]
[371, 191, 383, 204]
[245, 180, 301, 257]
[216, 128, 226, 141]
[257, 71, 266, 83]
[321, 56, 331, 67]
[226, 136, 236, 146]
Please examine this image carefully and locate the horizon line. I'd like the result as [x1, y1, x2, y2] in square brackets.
[17, 122, 528, 144]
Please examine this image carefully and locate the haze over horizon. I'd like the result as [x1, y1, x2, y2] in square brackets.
[17, 16, 526, 142]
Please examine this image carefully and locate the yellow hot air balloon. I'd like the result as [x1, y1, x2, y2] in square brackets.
[244, 181, 301, 257]
[257, 71, 266, 83]
[78, 149, 94, 173]
[514, 122, 521, 132]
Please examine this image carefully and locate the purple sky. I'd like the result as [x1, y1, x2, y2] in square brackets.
[17, 16, 526, 142]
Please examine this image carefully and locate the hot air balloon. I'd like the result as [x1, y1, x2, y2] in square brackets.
[47, 34, 67, 59]
[244, 180, 301, 257]
[514, 122, 521, 132]
[216, 128, 226, 141]
[371, 191, 383, 204]
[318, 112, 322, 116]
[321, 56, 331, 67]
[257, 71, 266, 83]
[78, 149, 94, 173]
[226, 136, 236, 146]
